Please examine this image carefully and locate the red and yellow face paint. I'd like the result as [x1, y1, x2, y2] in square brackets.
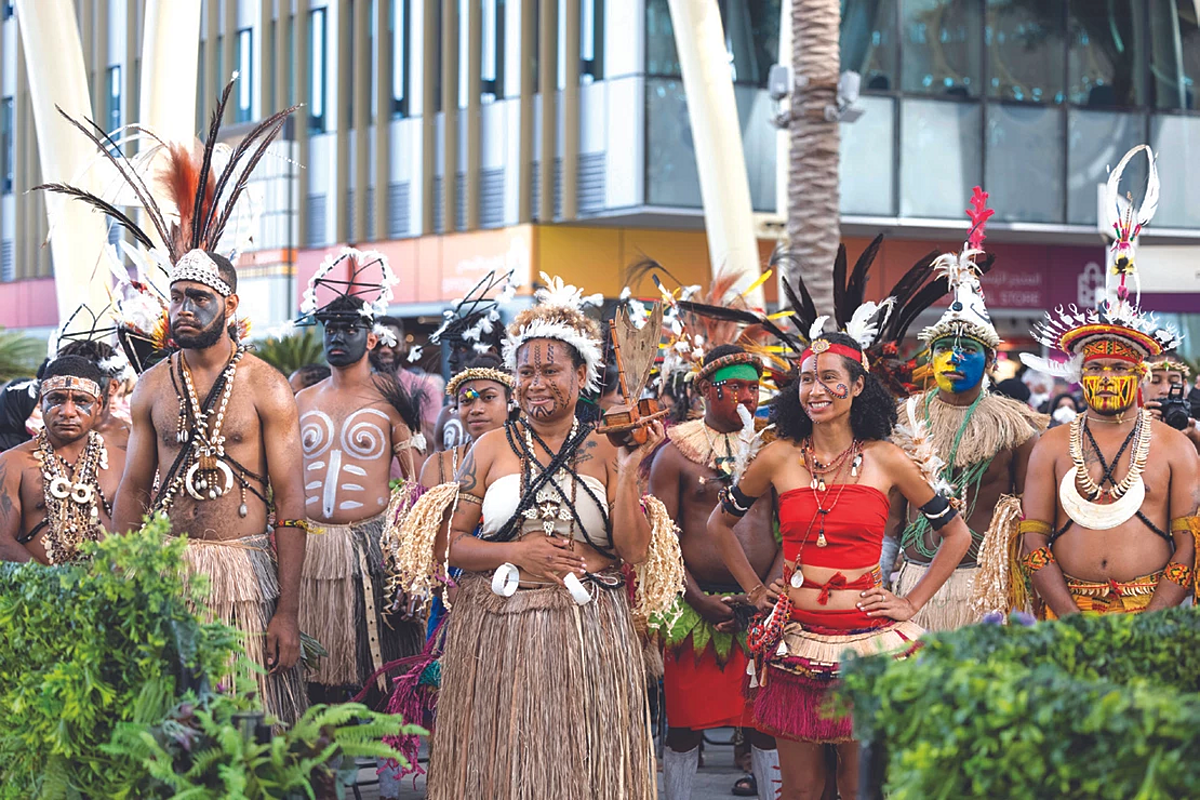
[1079, 340, 1145, 414]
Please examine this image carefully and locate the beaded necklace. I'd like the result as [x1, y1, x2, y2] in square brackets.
[158, 343, 249, 514]
[788, 439, 861, 588]
[34, 429, 109, 564]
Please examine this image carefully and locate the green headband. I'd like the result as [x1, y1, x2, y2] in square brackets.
[711, 364, 759, 383]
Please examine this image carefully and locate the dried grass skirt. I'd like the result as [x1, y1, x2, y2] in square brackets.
[174, 534, 307, 726]
[428, 572, 657, 800]
[300, 514, 425, 693]
[894, 559, 980, 631]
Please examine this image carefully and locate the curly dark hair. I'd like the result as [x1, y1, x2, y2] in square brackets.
[771, 331, 898, 442]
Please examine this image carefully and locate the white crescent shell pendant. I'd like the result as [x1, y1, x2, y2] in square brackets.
[1058, 468, 1145, 531]
[184, 459, 235, 501]
[790, 569, 805, 589]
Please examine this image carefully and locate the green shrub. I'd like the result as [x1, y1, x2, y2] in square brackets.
[0, 516, 239, 799]
[107, 694, 422, 800]
[840, 609, 1200, 799]
[0, 517, 423, 799]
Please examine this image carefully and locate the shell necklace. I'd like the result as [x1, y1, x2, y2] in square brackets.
[34, 429, 109, 564]
[1060, 410, 1150, 530]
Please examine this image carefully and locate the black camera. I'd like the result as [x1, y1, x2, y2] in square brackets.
[1159, 384, 1192, 431]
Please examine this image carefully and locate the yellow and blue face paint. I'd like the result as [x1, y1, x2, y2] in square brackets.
[931, 336, 987, 394]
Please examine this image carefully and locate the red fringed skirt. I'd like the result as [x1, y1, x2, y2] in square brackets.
[749, 608, 923, 743]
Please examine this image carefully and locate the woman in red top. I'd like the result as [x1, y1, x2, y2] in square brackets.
[708, 331, 971, 800]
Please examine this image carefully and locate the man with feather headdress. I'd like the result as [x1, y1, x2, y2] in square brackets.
[886, 188, 1047, 630]
[292, 248, 428, 707]
[1017, 145, 1198, 619]
[45, 80, 311, 724]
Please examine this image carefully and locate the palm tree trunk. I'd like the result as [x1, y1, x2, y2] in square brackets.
[785, 0, 841, 325]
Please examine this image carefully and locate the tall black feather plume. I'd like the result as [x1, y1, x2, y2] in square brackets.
[78, 111, 174, 251]
[883, 250, 940, 317]
[374, 376, 424, 437]
[675, 300, 804, 353]
[47, 108, 168, 251]
[192, 77, 238, 251]
[831, 244, 848, 330]
[624, 256, 683, 293]
[33, 182, 156, 250]
[845, 234, 884, 313]
[202, 104, 301, 242]
[770, 248, 817, 331]
[210, 112, 298, 246]
[892, 276, 950, 343]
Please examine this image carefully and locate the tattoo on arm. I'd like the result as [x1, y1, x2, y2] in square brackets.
[456, 450, 479, 493]
[0, 461, 14, 522]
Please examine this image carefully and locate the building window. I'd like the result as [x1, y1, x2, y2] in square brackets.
[901, 0, 982, 97]
[985, 0, 1065, 103]
[310, 8, 327, 132]
[106, 66, 121, 134]
[482, 0, 505, 101]
[0, 97, 12, 195]
[392, 0, 409, 116]
[581, 0, 604, 82]
[842, 0, 898, 92]
[236, 28, 253, 122]
[1148, 0, 1200, 110]
[1067, 0, 1145, 108]
[645, 0, 780, 87]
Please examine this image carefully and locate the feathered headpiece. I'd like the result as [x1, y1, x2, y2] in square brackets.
[627, 262, 790, 393]
[295, 248, 399, 344]
[429, 269, 518, 355]
[919, 186, 1001, 350]
[48, 302, 134, 382]
[37, 74, 299, 298]
[776, 235, 954, 394]
[502, 272, 604, 392]
[1021, 145, 1181, 381]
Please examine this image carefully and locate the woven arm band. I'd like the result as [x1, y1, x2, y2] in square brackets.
[1163, 561, 1194, 588]
[1018, 519, 1053, 536]
[1170, 516, 1199, 533]
[1020, 546, 1056, 574]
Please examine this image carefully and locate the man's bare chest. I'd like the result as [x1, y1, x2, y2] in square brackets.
[152, 390, 260, 454]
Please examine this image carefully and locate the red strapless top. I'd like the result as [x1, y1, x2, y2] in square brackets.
[778, 485, 890, 569]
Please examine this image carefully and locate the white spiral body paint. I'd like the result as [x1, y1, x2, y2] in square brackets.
[301, 408, 391, 519]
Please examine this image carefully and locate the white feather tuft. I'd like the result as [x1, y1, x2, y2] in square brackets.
[845, 298, 895, 349]
[1019, 352, 1082, 382]
[732, 404, 773, 486]
[809, 316, 829, 340]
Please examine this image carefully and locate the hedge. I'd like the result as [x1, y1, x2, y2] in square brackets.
[840, 608, 1200, 799]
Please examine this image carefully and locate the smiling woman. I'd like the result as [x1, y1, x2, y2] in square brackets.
[398, 273, 683, 800]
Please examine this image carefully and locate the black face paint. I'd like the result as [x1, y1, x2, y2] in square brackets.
[170, 285, 226, 349]
[448, 343, 472, 374]
[322, 319, 370, 367]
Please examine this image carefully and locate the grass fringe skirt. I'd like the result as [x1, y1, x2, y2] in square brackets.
[895, 559, 980, 632]
[174, 534, 308, 726]
[752, 614, 922, 744]
[428, 573, 657, 800]
[299, 514, 425, 693]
